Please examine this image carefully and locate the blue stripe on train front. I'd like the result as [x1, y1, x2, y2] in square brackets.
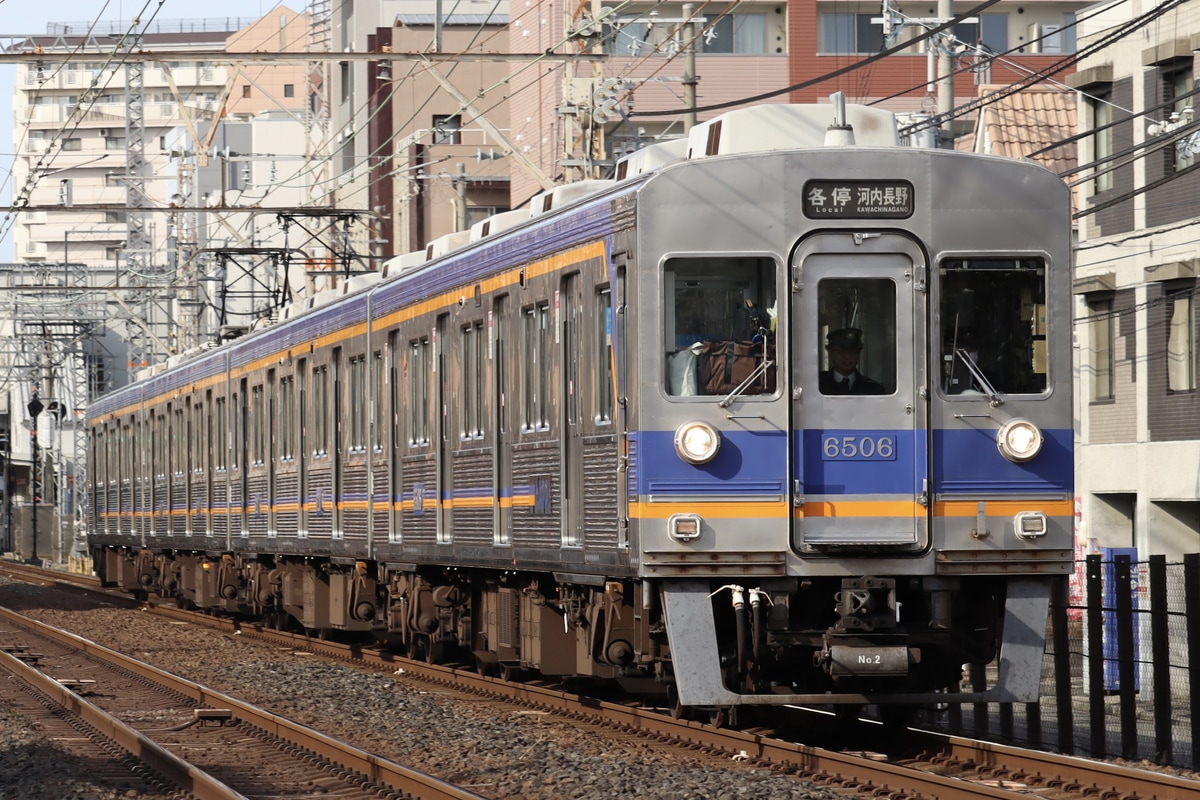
[628, 427, 1072, 497]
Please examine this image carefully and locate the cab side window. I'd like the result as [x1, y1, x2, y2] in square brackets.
[663, 256, 776, 397]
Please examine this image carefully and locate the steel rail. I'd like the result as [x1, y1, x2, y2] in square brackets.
[0, 644, 248, 800]
[0, 606, 487, 800]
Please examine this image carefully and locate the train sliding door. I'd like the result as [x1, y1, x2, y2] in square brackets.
[791, 233, 929, 552]
[560, 273, 583, 548]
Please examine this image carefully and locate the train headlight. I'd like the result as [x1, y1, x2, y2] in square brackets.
[996, 418, 1043, 463]
[674, 420, 720, 465]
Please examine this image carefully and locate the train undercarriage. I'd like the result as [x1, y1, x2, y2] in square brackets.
[92, 546, 1016, 717]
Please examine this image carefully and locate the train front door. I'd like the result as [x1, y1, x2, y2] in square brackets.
[790, 233, 929, 552]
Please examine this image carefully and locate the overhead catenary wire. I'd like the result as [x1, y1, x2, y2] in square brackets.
[0, 0, 172, 242]
[630, 0, 1004, 117]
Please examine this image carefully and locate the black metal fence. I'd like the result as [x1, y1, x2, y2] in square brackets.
[934, 553, 1199, 771]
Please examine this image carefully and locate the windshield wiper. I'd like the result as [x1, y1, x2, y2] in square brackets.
[954, 348, 1004, 407]
[719, 353, 774, 408]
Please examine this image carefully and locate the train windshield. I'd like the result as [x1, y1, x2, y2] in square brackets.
[663, 256, 776, 398]
[939, 257, 1048, 395]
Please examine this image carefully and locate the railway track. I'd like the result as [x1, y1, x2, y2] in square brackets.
[130, 601, 1194, 800]
[0, 644, 188, 800]
[4, 561, 1197, 800]
[0, 602, 487, 800]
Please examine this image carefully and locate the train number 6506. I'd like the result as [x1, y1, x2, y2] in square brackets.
[822, 435, 896, 461]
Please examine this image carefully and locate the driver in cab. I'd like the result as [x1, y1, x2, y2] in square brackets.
[819, 328, 884, 395]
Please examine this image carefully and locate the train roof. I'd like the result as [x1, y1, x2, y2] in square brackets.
[91, 99, 954, 418]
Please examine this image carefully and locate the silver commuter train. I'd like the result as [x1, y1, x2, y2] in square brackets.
[87, 101, 1073, 722]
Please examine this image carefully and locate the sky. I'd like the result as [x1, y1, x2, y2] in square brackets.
[0, 0, 288, 261]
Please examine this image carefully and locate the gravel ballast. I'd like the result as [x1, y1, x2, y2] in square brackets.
[0, 577, 855, 800]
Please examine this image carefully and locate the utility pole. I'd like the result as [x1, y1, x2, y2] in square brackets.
[937, 0, 953, 134]
[454, 163, 468, 233]
[682, 4, 698, 132]
[877, 0, 968, 144]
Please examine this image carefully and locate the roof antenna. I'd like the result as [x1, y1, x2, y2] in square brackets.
[825, 92, 856, 146]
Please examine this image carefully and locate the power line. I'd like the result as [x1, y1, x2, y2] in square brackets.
[630, 0, 1004, 117]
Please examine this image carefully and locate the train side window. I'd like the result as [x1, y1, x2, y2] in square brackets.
[214, 397, 227, 471]
[348, 356, 366, 452]
[940, 258, 1048, 395]
[312, 366, 328, 456]
[462, 322, 485, 440]
[596, 287, 613, 423]
[251, 385, 265, 465]
[523, 303, 551, 430]
[410, 338, 431, 446]
[192, 402, 204, 474]
[663, 256, 776, 397]
[372, 351, 385, 452]
[279, 376, 295, 460]
[817, 278, 896, 395]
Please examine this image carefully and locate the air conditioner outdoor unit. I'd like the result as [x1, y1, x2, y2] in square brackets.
[98, 128, 109, 137]
[1027, 23, 1063, 54]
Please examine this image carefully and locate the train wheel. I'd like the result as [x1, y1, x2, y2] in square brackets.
[667, 686, 686, 720]
[878, 705, 913, 730]
[834, 704, 863, 726]
[410, 634, 443, 664]
[707, 708, 729, 728]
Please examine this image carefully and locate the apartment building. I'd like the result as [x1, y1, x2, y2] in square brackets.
[1071, 0, 1200, 557]
[2, 10, 306, 557]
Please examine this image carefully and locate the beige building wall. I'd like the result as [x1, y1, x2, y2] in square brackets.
[388, 18, 514, 254]
[225, 7, 310, 117]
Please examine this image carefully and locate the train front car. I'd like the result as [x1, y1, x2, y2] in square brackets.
[635, 105, 1072, 719]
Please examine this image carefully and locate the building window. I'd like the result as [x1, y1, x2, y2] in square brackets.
[952, 14, 1009, 53]
[1090, 299, 1114, 401]
[1168, 68, 1195, 172]
[104, 136, 125, 150]
[466, 206, 510, 228]
[818, 13, 884, 55]
[283, 83, 295, 97]
[1089, 91, 1114, 193]
[242, 84, 251, 98]
[602, 7, 781, 55]
[61, 138, 81, 151]
[700, 12, 772, 54]
[432, 114, 461, 145]
[1167, 292, 1195, 392]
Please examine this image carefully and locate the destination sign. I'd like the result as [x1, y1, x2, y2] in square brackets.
[802, 180, 914, 219]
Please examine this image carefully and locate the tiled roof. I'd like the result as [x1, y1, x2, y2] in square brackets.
[966, 84, 1078, 213]
[970, 84, 1077, 177]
